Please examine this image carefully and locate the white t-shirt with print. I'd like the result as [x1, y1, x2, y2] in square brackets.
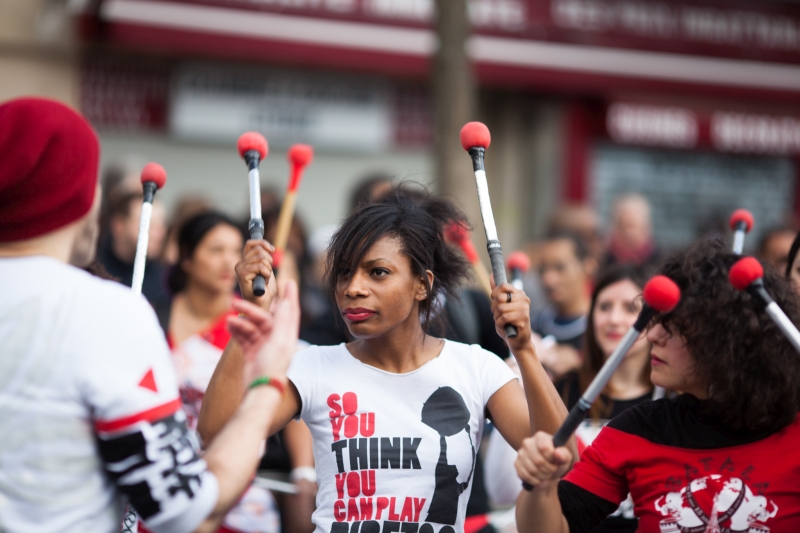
[287, 340, 516, 533]
[0, 257, 218, 533]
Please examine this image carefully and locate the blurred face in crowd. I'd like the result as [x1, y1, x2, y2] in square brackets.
[181, 224, 243, 294]
[789, 253, 800, 295]
[760, 230, 795, 275]
[593, 279, 648, 359]
[335, 235, 430, 340]
[69, 185, 102, 268]
[110, 197, 166, 262]
[613, 197, 652, 250]
[540, 238, 590, 314]
[646, 322, 706, 398]
[549, 205, 602, 262]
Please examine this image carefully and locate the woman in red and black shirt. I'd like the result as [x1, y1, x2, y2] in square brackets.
[515, 239, 800, 533]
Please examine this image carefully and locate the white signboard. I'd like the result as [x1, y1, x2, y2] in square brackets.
[712, 112, 800, 155]
[170, 63, 393, 152]
[608, 103, 698, 149]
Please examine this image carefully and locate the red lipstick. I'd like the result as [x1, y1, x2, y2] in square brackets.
[343, 308, 376, 322]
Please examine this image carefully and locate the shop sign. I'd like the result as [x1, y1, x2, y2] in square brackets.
[551, 0, 800, 59]
[134, 0, 800, 63]
[711, 112, 800, 156]
[607, 103, 698, 149]
[169, 64, 393, 152]
[607, 102, 800, 156]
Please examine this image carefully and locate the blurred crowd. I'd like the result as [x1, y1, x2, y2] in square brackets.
[91, 158, 800, 533]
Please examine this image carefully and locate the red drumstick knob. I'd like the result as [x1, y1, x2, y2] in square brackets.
[642, 275, 681, 313]
[729, 257, 764, 291]
[140, 163, 167, 189]
[460, 122, 491, 151]
[237, 132, 268, 161]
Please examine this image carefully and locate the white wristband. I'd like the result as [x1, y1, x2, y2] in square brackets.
[290, 466, 317, 483]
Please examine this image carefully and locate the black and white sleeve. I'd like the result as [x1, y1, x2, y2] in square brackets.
[97, 408, 218, 533]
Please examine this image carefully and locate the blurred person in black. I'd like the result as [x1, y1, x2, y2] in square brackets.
[484, 265, 652, 533]
[533, 230, 595, 379]
[96, 163, 168, 307]
[758, 225, 797, 275]
[603, 193, 661, 269]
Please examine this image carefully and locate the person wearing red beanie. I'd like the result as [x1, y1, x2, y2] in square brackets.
[0, 97, 298, 533]
[0, 97, 101, 265]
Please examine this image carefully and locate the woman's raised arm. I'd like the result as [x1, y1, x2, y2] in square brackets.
[198, 239, 298, 444]
[486, 282, 576, 458]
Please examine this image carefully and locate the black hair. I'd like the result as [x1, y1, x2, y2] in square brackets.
[167, 211, 244, 294]
[325, 192, 471, 331]
[349, 173, 394, 214]
[657, 238, 800, 432]
[785, 230, 800, 279]
[544, 229, 590, 261]
[107, 191, 143, 220]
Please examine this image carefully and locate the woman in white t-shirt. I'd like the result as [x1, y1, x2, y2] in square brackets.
[199, 193, 572, 533]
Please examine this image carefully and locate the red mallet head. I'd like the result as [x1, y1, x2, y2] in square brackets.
[507, 251, 531, 274]
[729, 257, 764, 291]
[140, 162, 167, 189]
[729, 209, 754, 232]
[287, 144, 313, 192]
[237, 132, 268, 160]
[444, 222, 479, 263]
[444, 221, 468, 244]
[460, 122, 491, 151]
[642, 275, 681, 313]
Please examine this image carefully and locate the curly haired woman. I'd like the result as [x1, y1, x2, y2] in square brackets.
[515, 239, 800, 533]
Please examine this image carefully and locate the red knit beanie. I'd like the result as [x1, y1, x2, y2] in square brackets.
[0, 97, 99, 242]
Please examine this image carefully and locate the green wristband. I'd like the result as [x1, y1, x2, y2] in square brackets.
[248, 375, 286, 395]
[249, 376, 272, 389]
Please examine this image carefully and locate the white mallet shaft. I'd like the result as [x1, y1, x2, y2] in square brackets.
[238, 132, 269, 296]
[733, 230, 746, 255]
[730, 257, 800, 354]
[729, 210, 753, 255]
[766, 301, 800, 354]
[132, 163, 166, 295]
[461, 122, 516, 338]
[249, 166, 262, 221]
[131, 199, 153, 296]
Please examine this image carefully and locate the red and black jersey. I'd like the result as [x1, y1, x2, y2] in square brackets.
[559, 394, 800, 533]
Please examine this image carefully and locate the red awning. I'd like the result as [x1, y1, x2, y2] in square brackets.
[88, 0, 800, 101]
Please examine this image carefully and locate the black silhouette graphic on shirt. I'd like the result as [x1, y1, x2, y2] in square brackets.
[420, 386, 475, 525]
